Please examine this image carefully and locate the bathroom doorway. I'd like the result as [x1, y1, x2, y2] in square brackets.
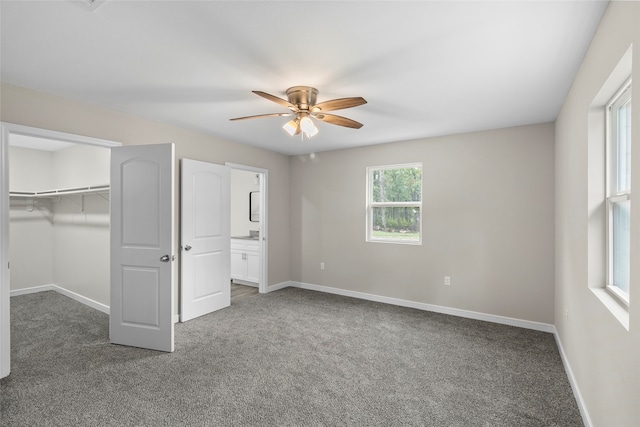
[226, 163, 268, 294]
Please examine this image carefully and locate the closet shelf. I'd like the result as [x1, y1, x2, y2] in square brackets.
[10, 185, 110, 199]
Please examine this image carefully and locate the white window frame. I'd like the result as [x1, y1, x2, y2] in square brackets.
[366, 162, 422, 245]
[605, 78, 632, 307]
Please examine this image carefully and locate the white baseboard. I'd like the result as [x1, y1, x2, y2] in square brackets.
[12, 280, 555, 334]
[11, 284, 109, 315]
[9, 284, 57, 296]
[53, 286, 109, 314]
[288, 281, 555, 333]
[265, 281, 293, 293]
[232, 279, 259, 287]
[553, 327, 591, 427]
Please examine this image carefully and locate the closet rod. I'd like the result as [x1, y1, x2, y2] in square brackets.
[9, 184, 110, 198]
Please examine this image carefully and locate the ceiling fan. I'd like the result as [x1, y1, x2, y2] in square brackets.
[230, 86, 367, 138]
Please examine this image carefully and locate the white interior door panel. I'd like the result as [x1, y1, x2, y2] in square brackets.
[180, 159, 230, 322]
[110, 143, 174, 352]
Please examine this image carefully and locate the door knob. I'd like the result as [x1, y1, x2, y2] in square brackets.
[184, 245, 192, 251]
[160, 255, 170, 262]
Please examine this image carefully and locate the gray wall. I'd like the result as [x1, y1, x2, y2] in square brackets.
[555, 1, 640, 426]
[52, 144, 110, 305]
[9, 147, 55, 290]
[290, 123, 555, 324]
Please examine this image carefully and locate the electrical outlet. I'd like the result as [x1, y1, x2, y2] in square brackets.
[444, 276, 451, 286]
[320, 262, 325, 270]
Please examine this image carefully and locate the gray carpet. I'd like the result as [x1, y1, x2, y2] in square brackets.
[1, 289, 582, 426]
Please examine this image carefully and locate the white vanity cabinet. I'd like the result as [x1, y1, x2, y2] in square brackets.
[230, 238, 260, 284]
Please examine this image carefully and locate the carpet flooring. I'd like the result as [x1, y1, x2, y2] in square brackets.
[1, 288, 582, 426]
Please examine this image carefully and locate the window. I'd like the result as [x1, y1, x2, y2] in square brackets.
[366, 163, 422, 244]
[606, 79, 632, 306]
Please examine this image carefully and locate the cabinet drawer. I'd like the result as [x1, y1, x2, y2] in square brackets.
[244, 240, 259, 252]
[231, 239, 259, 252]
[231, 240, 245, 251]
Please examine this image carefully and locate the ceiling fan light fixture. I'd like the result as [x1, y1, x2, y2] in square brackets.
[300, 116, 318, 138]
[283, 119, 299, 136]
[231, 86, 366, 140]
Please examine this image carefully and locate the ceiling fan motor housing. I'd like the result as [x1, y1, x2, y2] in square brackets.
[286, 86, 318, 111]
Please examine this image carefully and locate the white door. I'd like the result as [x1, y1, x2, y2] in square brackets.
[110, 144, 175, 352]
[180, 159, 230, 322]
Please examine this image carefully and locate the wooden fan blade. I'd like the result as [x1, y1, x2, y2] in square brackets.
[230, 112, 292, 121]
[314, 113, 363, 129]
[252, 91, 297, 111]
[312, 97, 367, 112]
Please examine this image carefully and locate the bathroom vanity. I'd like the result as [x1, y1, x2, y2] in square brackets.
[230, 236, 260, 285]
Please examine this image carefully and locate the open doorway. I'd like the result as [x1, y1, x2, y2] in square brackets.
[8, 134, 111, 309]
[0, 123, 120, 379]
[226, 163, 268, 295]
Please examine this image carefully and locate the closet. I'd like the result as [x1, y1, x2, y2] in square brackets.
[9, 137, 110, 308]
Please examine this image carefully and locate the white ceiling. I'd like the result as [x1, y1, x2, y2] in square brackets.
[0, 1, 608, 156]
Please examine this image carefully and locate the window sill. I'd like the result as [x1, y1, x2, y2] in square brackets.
[605, 284, 629, 307]
[366, 239, 422, 246]
[590, 288, 629, 331]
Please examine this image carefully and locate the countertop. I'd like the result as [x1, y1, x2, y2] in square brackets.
[231, 236, 259, 240]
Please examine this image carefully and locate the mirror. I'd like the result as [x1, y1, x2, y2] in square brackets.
[249, 191, 260, 222]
